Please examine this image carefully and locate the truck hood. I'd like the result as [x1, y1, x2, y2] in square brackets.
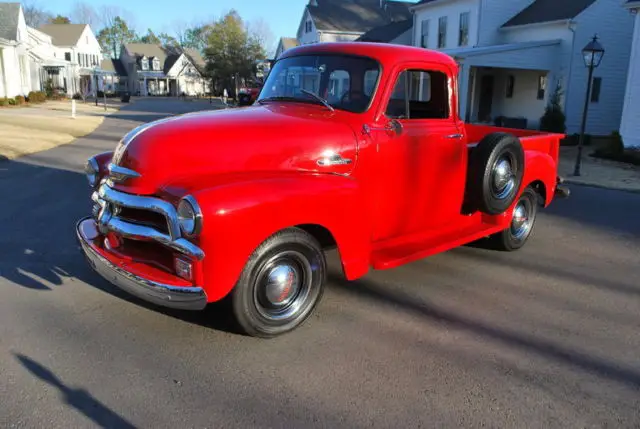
[108, 104, 359, 195]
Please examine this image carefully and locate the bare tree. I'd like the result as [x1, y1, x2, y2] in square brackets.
[22, 0, 53, 27]
[247, 18, 276, 59]
[97, 5, 137, 33]
[70, 1, 99, 28]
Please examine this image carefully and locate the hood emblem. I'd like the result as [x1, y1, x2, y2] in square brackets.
[107, 163, 141, 183]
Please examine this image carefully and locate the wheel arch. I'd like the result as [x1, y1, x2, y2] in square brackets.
[522, 150, 557, 207]
[192, 173, 371, 302]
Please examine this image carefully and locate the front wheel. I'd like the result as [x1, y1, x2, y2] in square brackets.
[231, 228, 326, 338]
[488, 186, 539, 251]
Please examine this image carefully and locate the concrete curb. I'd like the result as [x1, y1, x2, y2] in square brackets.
[563, 178, 640, 194]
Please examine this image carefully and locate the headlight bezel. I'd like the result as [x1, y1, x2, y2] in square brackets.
[85, 157, 99, 187]
[177, 195, 203, 237]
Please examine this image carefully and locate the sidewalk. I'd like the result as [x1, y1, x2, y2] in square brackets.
[0, 99, 126, 161]
[558, 146, 640, 193]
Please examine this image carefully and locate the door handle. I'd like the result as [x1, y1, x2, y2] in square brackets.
[445, 133, 463, 139]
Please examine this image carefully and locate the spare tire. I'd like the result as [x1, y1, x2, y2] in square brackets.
[466, 132, 524, 215]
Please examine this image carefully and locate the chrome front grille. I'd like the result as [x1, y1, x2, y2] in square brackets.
[91, 183, 204, 260]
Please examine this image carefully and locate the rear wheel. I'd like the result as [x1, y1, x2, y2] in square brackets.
[231, 228, 326, 338]
[488, 186, 539, 251]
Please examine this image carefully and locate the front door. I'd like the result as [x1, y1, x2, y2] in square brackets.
[477, 74, 494, 122]
[369, 65, 467, 242]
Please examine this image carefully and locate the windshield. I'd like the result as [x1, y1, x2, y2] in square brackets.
[258, 54, 381, 113]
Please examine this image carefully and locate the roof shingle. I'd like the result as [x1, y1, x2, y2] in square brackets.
[100, 58, 128, 76]
[502, 0, 597, 28]
[356, 19, 413, 42]
[0, 3, 21, 41]
[39, 24, 88, 46]
[308, 0, 412, 33]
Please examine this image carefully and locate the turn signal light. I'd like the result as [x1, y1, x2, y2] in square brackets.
[174, 257, 193, 281]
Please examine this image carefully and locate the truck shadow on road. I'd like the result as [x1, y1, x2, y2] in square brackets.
[0, 158, 241, 333]
[13, 353, 136, 428]
[327, 272, 640, 391]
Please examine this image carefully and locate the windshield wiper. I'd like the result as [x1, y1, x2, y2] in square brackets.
[256, 96, 298, 104]
[300, 89, 335, 112]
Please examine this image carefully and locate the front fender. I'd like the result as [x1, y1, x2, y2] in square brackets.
[191, 172, 371, 302]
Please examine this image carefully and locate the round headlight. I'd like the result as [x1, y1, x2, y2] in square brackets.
[85, 157, 99, 187]
[177, 196, 202, 237]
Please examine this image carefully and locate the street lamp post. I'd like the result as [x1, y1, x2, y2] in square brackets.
[573, 34, 605, 176]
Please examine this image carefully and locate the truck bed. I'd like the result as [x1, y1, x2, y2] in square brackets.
[464, 124, 564, 164]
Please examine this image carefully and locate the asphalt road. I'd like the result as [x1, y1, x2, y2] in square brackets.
[1, 98, 639, 428]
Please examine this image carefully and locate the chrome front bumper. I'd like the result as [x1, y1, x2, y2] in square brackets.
[92, 182, 204, 260]
[77, 217, 207, 310]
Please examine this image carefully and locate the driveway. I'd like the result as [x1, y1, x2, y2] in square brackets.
[1, 99, 639, 428]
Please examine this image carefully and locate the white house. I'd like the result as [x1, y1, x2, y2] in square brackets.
[118, 44, 209, 96]
[26, 26, 72, 95]
[39, 23, 104, 97]
[0, 3, 32, 98]
[296, 0, 414, 45]
[619, 0, 640, 148]
[410, 0, 635, 134]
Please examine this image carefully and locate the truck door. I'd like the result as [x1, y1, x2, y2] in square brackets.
[370, 63, 467, 242]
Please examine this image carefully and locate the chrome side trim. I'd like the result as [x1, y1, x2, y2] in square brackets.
[97, 184, 181, 240]
[445, 133, 463, 139]
[317, 151, 352, 166]
[76, 217, 207, 311]
[107, 163, 141, 183]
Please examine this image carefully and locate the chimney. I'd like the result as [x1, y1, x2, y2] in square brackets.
[309, 0, 318, 5]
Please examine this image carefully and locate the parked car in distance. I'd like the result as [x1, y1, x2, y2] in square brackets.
[78, 42, 569, 338]
[237, 82, 262, 106]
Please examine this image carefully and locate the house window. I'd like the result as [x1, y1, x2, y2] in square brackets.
[385, 69, 449, 120]
[591, 77, 601, 102]
[506, 75, 514, 98]
[153, 58, 160, 71]
[537, 74, 547, 100]
[459, 12, 469, 46]
[420, 19, 429, 48]
[65, 52, 71, 61]
[141, 57, 149, 71]
[438, 16, 447, 48]
[78, 53, 81, 65]
[305, 21, 312, 33]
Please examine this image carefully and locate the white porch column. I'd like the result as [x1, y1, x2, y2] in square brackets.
[457, 62, 471, 122]
[166, 78, 169, 95]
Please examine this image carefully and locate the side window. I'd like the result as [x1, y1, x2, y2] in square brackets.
[385, 69, 449, 120]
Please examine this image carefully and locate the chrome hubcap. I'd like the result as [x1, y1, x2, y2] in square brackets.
[254, 251, 312, 321]
[511, 199, 533, 240]
[264, 264, 300, 307]
[493, 157, 516, 200]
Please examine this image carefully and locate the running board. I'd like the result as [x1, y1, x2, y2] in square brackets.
[371, 222, 506, 270]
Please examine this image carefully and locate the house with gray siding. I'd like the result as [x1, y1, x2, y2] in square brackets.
[619, 0, 640, 148]
[296, 0, 414, 45]
[410, 0, 635, 135]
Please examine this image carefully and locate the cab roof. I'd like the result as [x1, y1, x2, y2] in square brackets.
[278, 42, 459, 71]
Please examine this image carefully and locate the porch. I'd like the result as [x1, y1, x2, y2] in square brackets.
[447, 40, 562, 130]
[464, 66, 552, 129]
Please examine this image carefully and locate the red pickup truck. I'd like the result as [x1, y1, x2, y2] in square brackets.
[78, 42, 568, 338]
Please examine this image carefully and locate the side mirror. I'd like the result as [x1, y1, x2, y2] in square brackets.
[388, 119, 403, 136]
[363, 119, 404, 137]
